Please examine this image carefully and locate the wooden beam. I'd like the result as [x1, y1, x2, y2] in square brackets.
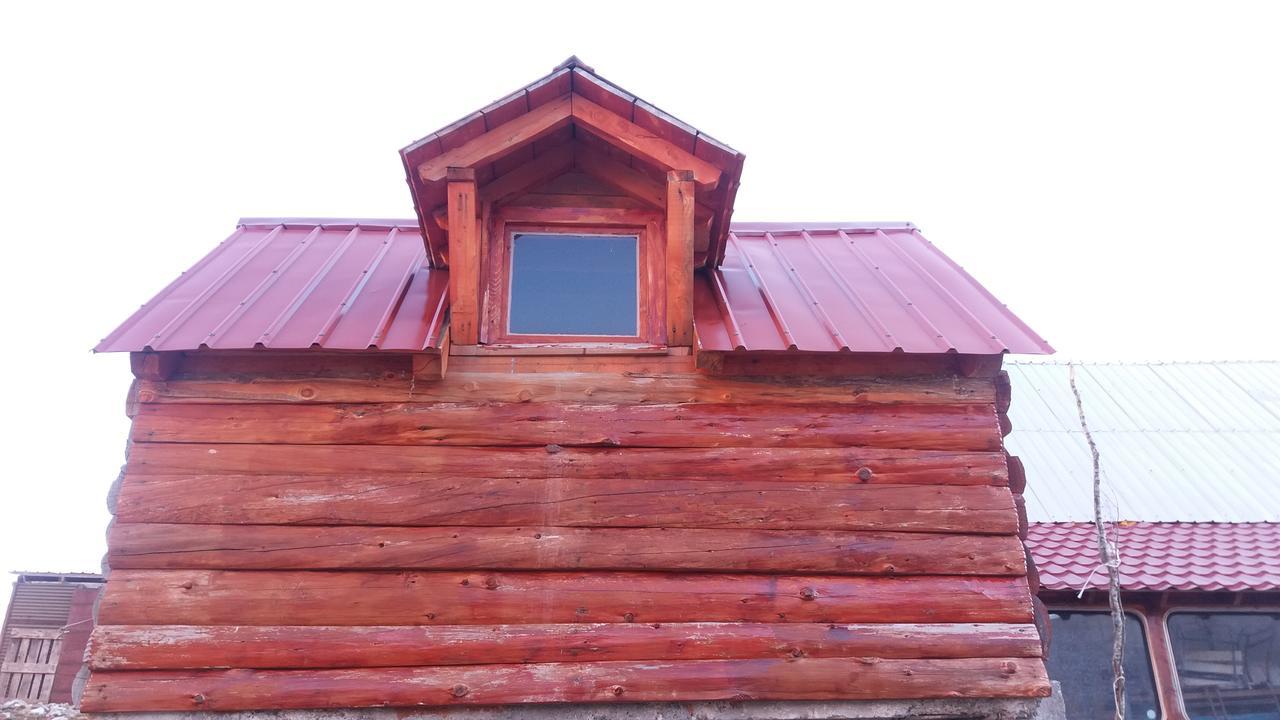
[571, 94, 722, 191]
[125, 444, 1012, 486]
[83, 657, 1050, 712]
[446, 168, 479, 345]
[667, 170, 695, 346]
[132, 372, 997, 406]
[479, 143, 575, 206]
[107, 524, 1026, 576]
[573, 145, 713, 245]
[129, 401, 1004, 451]
[115, 475, 1017, 533]
[417, 94, 573, 184]
[129, 352, 180, 381]
[96, 569, 1035, 626]
[89, 622, 1043, 671]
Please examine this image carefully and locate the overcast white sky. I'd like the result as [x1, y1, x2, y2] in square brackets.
[1, 2, 1277, 617]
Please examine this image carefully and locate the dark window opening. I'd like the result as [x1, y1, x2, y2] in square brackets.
[507, 232, 639, 337]
[1046, 611, 1162, 719]
[1169, 612, 1280, 720]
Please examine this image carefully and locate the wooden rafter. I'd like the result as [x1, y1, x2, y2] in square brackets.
[417, 95, 573, 184]
[569, 94, 722, 192]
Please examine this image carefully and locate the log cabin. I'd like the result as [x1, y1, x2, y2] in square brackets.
[87, 57, 1059, 719]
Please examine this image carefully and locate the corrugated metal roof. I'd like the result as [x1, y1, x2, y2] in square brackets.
[95, 220, 449, 353]
[97, 219, 1050, 356]
[695, 224, 1053, 355]
[1007, 361, 1280, 523]
[1027, 522, 1280, 592]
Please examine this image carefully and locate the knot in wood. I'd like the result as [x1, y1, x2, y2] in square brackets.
[483, 577, 499, 590]
[623, 612, 635, 623]
[856, 467, 874, 481]
[298, 387, 316, 399]
[516, 389, 533, 402]
[611, 685, 625, 696]
[789, 648, 804, 658]
[1001, 661, 1018, 676]
[857, 657, 879, 666]
[451, 684, 469, 698]
[545, 444, 563, 454]
[799, 587, 818, 601]
[192, 693, 206, 705]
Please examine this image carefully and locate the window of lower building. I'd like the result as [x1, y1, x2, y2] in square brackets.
[1047, 610, 1162, 719]
[507, 231, 639, 338]
[1168, 612, 1280, 720]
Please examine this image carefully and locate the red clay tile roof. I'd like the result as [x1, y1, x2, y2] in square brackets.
[1026, 522, 1280, 592]
[96, 219, 1052, 355]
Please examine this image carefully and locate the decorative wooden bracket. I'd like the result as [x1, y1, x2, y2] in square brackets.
[667, 170, 695, 346]
[447, 168, 480, 345]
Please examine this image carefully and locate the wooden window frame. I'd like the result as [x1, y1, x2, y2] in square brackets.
[483, 205, 666, 346]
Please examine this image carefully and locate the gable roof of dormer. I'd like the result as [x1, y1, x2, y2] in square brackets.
[400, 57, 745, 269]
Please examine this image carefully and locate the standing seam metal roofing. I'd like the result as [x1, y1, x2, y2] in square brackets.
[1007, 361, 1280, 523]
[96, 219, 1052, 355]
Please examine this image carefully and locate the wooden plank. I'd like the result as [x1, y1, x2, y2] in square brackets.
[446, 167, 480, 344]
[130, 402, 1001, 451]
[417, 95, 573, 183]
[125, 444, 1012, 486]
[477, 143, 575, 206]
[88, 622, 1043, 671]
[135, 371, 996, 406]
[107, 524, 1025, 575]
[81, 656, 1050, 711]
[704, 351, 972, 378]
[96, 570, 1034, 626]
[0, 662, 57, 674]
[570, 94, 722, 191]
[130, 352, 180, 380]
[667, 170, 695, 346]
[114, 475, 1018, 533]
[6, 628, 63, 640]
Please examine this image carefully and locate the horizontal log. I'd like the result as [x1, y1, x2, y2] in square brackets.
[135, 372, 995, 406]
[97, 570, 1034, 626]
[130, 402, 1000, 451]
[89, 622, 1043, 670]
[82, 657, 1051, 711]
[107, 524, 1025, 575]
[700, 352, 990, 378]
[115, 475, 1018, 534]
[126, 443, 1010, 485]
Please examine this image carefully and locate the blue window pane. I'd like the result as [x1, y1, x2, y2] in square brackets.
[509, 233, 638, 336]
[1169, 612, 1280, 720]
[1046, 611, 1162, 719]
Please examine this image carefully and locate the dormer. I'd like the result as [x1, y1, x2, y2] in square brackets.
[400, 57, 745, 349]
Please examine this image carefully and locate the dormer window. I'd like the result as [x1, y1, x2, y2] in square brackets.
[507, 231, 639, 338]
[402, 59, 745, 350]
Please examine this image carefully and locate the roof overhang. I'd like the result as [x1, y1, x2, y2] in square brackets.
[400, 57, 745, 269]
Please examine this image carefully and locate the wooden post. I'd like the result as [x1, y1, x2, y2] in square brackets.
[447, 167, 480, 345]
[666, 170, 695, 346]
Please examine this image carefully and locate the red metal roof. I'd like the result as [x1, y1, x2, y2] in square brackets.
[695, 224, 1053, 354]
[96, 220, 448, 353]
[96, 219, 1050, 356]
[1027, 522, 1280, 593]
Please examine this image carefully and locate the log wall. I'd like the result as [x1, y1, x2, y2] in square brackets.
[83, 351, 1049, 712]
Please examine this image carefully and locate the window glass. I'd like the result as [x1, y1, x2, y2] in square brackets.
[1047, 611, 1162, 719]
[1168, 612, 1280, 719]
[508, 232, 638, 336]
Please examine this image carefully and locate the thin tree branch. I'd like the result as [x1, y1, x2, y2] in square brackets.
[1069, 362, 1126, 719]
